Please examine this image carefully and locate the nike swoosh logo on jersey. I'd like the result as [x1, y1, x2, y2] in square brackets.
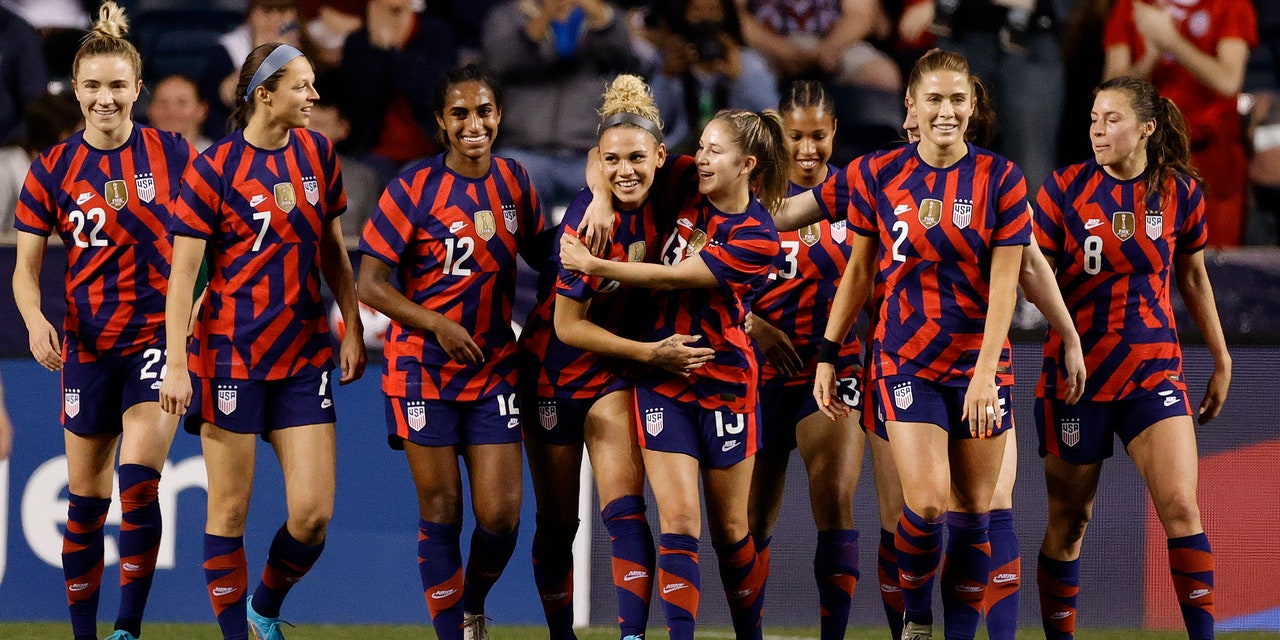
[677, 217, 694, 229]
[250, 194, 267, 207]
[894, 204, 912, 216]
[449, 221, 467, 233]
[1084, 219, 1104, 230]
[76, 193, 93, 205]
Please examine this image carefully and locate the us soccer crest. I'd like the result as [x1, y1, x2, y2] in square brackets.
[1112, 211, 1135, 241]
[502, 203, 518, 235]
[831, 220, 847, 243]
[135, 173, 155, 203]
[644, 407, 664, 437]
[273, 183, 296, 211]
[627, 240, 646, 263]
[407, 402, 427, 431]
[1060, 418, 1081, 447]
[1146, 211, 1163, 241]
[685, 229, 708, 256]
[952, 199, 973, 229]
[104, 179, 128, 210]
[893, 381, 913, 410]
[64, 389, 81, 418]
[538, 401, 558, 430]
[919, 198, 943, 229]
[474, 209, 496, 240]
[216, 385, 238, 415]
[798, 223, 821, 247]
[303, 176, 319, 206]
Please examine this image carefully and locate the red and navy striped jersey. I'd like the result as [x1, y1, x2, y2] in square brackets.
[842, 143, 1030, 387]
[639, 193, 781, 414]
[171, 128, 345, 380]
[520, 155, 698, 399]
[361, 153, 544, 401]
[15, 125, 195, 358]
[1033, 159, 1207, 401]
[753, 165, 862, 386]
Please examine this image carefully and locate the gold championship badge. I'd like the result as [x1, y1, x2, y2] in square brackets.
[1112, 211, 1135, 242]
[474, 209, 496, 240]
[104, 180, 128, 210]
[628, 240, 646, 262]
[273, 183, 296, 211]
[919, 198, 942, 229]
[798, 223, 821, 247]
[686, 229, 708, 256]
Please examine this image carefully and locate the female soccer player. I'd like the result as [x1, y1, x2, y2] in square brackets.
[810, 48, 1029, 640]
[561, 108, 787, 640]
[159, 42, 366, 640]
[357, 64, 544, 640]
[12, 4, 195, 639]
[741, 80, 866, 640]
[1033, 76, 1230, 640]
[519, 73, 714, 640]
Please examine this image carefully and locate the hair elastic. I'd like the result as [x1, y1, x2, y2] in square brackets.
[243, 44, 304, 103]
[598, 112, 664, 143]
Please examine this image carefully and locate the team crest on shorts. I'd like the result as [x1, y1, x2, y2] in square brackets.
[406, 401, 427, 431]
[503, 203, 518, 235]
[104, 180, 128, 210]
[919, 199, 943, 229]
[893, 381, 913, 411]
[64, 389, 81, 419]
[685, 230, 708, 256]
[1112, 211, 1135, 242]
[1060, 418, 1081, 447]
[952, 199, 973, 229]
[303, 176, 319, 206]
[474, 209, 496, 240]
[216, 385, 238, 415]
[538, 401, 558, 430]
[135, 173, 155, 203]
[644, 407, 664, 437]
[1146, 211, 1163, 241]
[627, 241, 646, 263]
[798, 223, 821, 247]
[831, 220, 847, 243]
[273, 183, 296, 211]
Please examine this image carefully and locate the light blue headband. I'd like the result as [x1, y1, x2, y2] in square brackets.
[243, 44, 304, 103]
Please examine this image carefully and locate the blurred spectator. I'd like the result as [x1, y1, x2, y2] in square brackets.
[640, 0, 779, 150]
[147, 74, 213, 152]
[198, 0, 301, 139]
[1105, 0, 1257, 247]
[0, 92, 81, 239]
[483, 0, 635, 208]
[306, 93, 380, 240]
[0, 6, 49, 144]
[341, 0, 456, 181]
[298, 0, 365, 69]
[738, 0, 900, 92]
[0, 0, 90, 30]
[425, 0, 506, 63]
[915, 0, 1064, 193]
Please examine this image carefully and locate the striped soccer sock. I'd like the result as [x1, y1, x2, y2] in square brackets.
[251, 524, 325, 618]
[531, 515, 578, 640]
[116, 464, 162, 639]
[419, 519, 464, 640]
[64, 493, 110, 640]
[814, 529, 859, 640]
[984, 508, 1020, 640]
[941, 511, 991, 640]
[713, 533, 766, 640]
[463, 524, 519, 614]
[658, 533, 700, 640]
[602, 495, 655, 638]
[896, 507, 944, 626]
[203, 533, 248, 640]
[1168, 533, 1215, 640]
[878, 528, 905, 639]
[1037, 552, 1079, 640]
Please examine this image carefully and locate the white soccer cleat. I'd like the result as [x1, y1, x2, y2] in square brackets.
[902, 620, 932, 640]
[463, 612, 491, 640]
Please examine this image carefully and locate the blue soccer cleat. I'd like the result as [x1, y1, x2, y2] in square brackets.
[104, 631, 138, 640]
[246, 594, 294, 640]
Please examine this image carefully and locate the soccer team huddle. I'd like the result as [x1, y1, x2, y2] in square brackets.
[10, 2, 1233, 640]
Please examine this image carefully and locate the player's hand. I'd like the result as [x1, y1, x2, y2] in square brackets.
[433, 318, 485, 365]
[1062, 340, 1087, 405]
[813, 362, 850, 421]
[898, 1, 935, 47]
[962, 376, 1001, 438]
[338, 329, 367, 384]
[647, 334, 715, 377]
[27, 319, 63, 371]
[559, 234, 599, 275]
[576, 190, 616, 256]
[1197, 362, 1230, 425]
[159, 367, 193, 417]
[748, 317, 803, 377]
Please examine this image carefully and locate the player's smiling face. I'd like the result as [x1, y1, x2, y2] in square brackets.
[1090, 88, 1154, 179]
[908, 70, 972, 152]
[263, 57, 318, 129]
[74, 54, 140, 140]
[599, 126, 665, 207]
[784, 104, 835, 188]
[695, 118, 753, 202]
[437, 80, 501, 163]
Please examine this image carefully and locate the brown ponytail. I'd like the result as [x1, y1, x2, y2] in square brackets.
[967, 75, 997, 148]
[228, 43, 310, 133]
[713, 109, 790, 214]
[1096, 76, 1203, 207]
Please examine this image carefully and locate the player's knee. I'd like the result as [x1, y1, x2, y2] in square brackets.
[1155, 494, 1202, 535]
[662, 512, 701, 538]
[419, 489, 463, 524]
